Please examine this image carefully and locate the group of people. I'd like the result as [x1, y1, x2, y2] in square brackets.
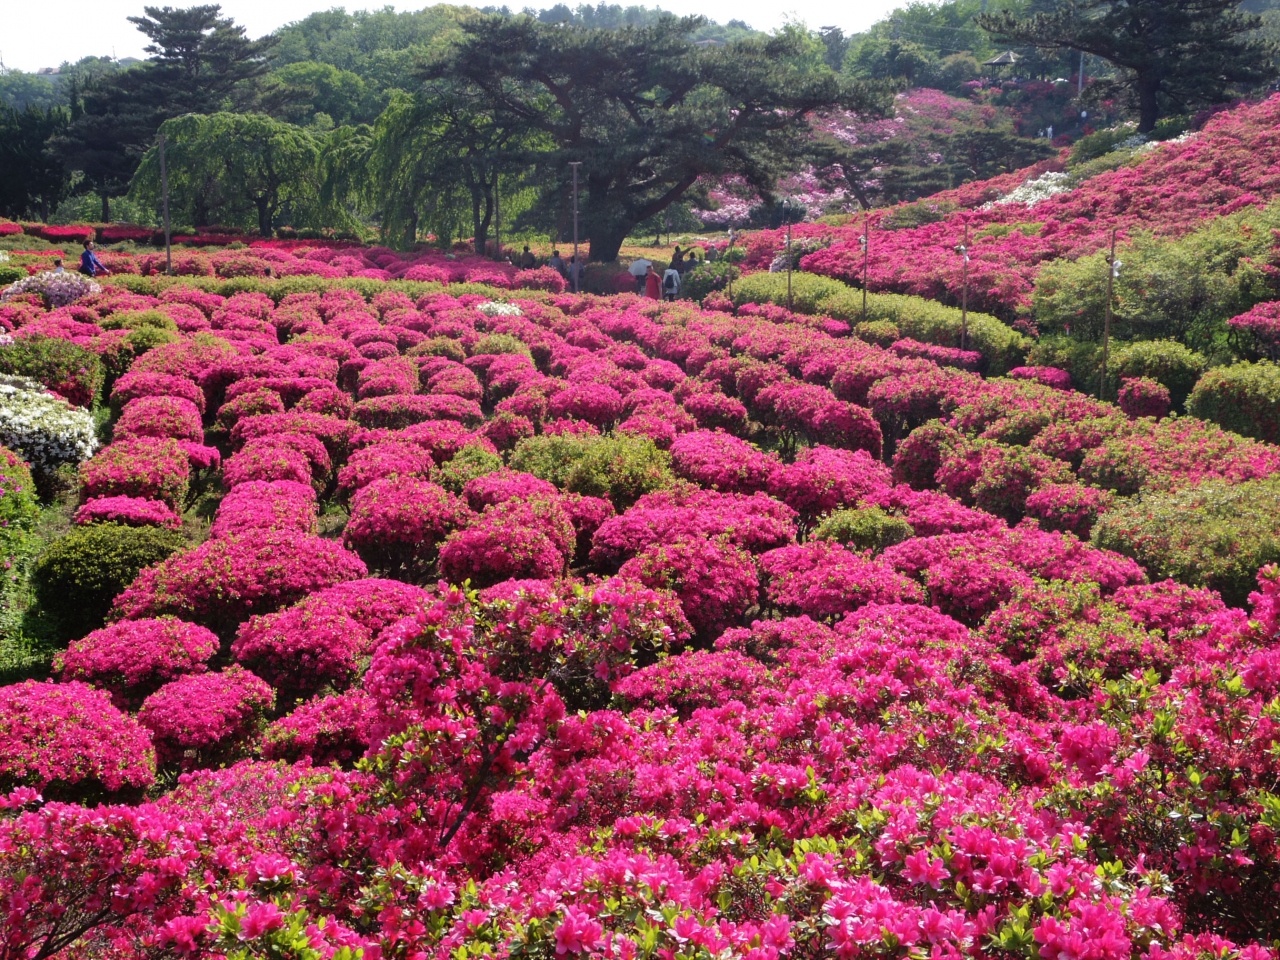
[630, 245, 703, 301]
[540, 247, 585, 293]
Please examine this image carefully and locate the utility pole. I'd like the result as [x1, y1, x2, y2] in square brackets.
[494, 173, 502, 263]
[159, 133, 172, 277]
[961, 243, 969, 352]
[783, 199, 793, 313]
[859, 211, 869, 324]
[1078, 50, 1085, 96]
[727, 228, 735, 302]
[1099, 229, 1121, 401]
[569, 161, 582, 293]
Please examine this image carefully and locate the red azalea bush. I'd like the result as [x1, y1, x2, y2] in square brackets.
[73, 495, 183, 529]
[137, 666, 274, 768]
[55, 617, 219, 707]
[114, 396, 204, 443]
[1118, 376, 1173, 419]
[79, 437, 191, 509]
[0, 681, 155, 798]
[1024, 482, 1114, 539]
[209, 480, 317, 538]
[668, 430, 780, 494]
[261, 689, 374, 766]
[112, 531, 367, 633]
[231, 602, 372, 701]
[345, 477, 473, 578]
[438, 497, 572, 586]
[760, 540, 923, 620]
[617, 535, 758, 637]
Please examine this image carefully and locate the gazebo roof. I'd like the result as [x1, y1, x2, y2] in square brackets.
[983, 50, 1022, 65]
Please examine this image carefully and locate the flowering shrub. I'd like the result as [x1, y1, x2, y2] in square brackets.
[231, 602, 371, 701]
[345, 477, 473, 578]
[617, 536, 758, 637]
[80, 437, 191, 508]
[0, 681, 155, 799]
[137, 666, 274, 768]
[115, 396, 204, 443]
[0, 335, 104, 407]
[1024, 482, 1113, 539]
[73, 495, 183, 529]
[1, 270, 100, 308]
[0, 377, 97, 472]
[760, 540, 923, 619]
[55, 617, 219, 707]
[261, 689, 374, 766]
[1118, 376, 1172, 420]
[113, 531, 367, 633]
[439, 497, 572, 587]
[668, 430, 779, 494]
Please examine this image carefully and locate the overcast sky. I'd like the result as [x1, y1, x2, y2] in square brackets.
[1, 0, 904, 73]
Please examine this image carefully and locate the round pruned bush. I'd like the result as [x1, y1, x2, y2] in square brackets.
[0, 335, 104, 407]
[137, 666, 274, 769]
[617, 536, 758, 638]
[261, 689, 374, 768]
[231, 602, 372, 703]
[0, 680, 156, 801]
[0, 377, 98, 474]
[33, 522, 187, 640]
[344, 477, 473, 580]
[1092, 475, 1280, 607]
[55, 617, 219, 708]
[1107, 339, 1206, 410]
[1186, 360, 1280, 445]
[810, 506, 915, 554]
[80, 437, 191, 509]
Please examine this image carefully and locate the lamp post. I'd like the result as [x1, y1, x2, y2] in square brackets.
[158, 133, 172, 277]
[727, 227, 735, 301]
[569, 161, 582, 292]
[782, 198, 793, 313]
[956, 222, 970, 352]
[859, 210, 869, 324]
[1099, 229, 1121, 401]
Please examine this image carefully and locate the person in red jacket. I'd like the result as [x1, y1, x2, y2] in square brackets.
[644, 264, 661, 300]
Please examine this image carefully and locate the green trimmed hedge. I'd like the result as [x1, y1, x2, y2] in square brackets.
[1187, 360, 1280, 444]
[728, 271, 1029, 374]
[1092, 476, 1280, 607]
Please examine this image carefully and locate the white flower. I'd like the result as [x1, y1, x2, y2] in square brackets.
[0, 378, 98, 471]
[476, 301, 523, 317]
[986, 171, 1074, 209]
[1, 271, 101, 308]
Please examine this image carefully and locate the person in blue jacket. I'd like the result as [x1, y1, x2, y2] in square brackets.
[79, 240, 109, 277]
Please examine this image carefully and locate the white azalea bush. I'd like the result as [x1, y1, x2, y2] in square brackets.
[0, 376, 98, 472]
[1, 271, 101, 308]
[990, 171, 1073, 208]
[476, 301, 523, 317]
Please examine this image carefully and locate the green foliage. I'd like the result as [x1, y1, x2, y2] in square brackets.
[681, 261, 739, 302]
[853, 319, 901, 347]
[1032, 202, 1280, 355]
[1187, 360, 1280, 444]
[810, 506, 913, 553]
[881, 200, 959, 231]
[0, 336, 104, 408]
[1092, 476, 1280, 606]
[99, 309, 177, 333]
[1025, 336, 1103, 393]
[0, 449, 43, 680]
[408, 337, 467, 362]
[0, 104, 71, 221]
[0, 266, 23, 286]
[433, 445, 504, 494]
[471, 334, 532, 357]
[729, 271, 1029, 374]
[131, 113, 322, 237]
[1108, 340, 1206, 409]
[511, 433, 674, 508]
[32, 522, 186, 640]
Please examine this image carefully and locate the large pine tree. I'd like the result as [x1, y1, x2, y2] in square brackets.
[979, 0, 1278, 132]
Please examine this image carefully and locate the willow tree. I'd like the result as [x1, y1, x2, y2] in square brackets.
[131, 113, 320, 235]
[420, 13, 883, 262]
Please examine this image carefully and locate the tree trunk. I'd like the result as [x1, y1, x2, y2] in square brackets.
[589, 225, 628, 263]
[101, 191, 110, 223]
[1137, 77, 1160, 133]
[257, 198, 272, 237]
[403, 209, 418, 250]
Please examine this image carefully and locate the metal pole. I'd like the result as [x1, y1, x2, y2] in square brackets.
[1078, 50, 1085, 97]
[159, 133, 172, 277]
[1099, 229, 1118, 401]
[785, 200, 793, 313]
[569, 161, 581, 293]
[494, 173, 501, 263]
[960, 222, 969, 352]
[727, 228, 735, 301]
[860, 210, 869, 323]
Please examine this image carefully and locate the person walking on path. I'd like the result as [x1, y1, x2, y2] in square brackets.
[520, 245, 536, 269]
[645, 264, 661, 299]
[548, 249, 566, 278]
[628, 257, 652, 294]
[662, 264, 681, 301]
[79, 240, 109, 277]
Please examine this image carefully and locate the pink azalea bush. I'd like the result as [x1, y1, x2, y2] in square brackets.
[55, 617, 219, 707]
[137, 666, 274, 768]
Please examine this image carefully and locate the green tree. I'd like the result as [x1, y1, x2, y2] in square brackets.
[55, 5, 276, 220]
[0, 105, 70, 221]
[264, 61, 373, 126]
[420, 13, 881, 261]
[132, 113, 320, 235]
[979, 0, 1279, 132]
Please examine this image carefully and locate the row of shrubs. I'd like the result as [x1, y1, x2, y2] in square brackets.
[724, 271, 1030, 375]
